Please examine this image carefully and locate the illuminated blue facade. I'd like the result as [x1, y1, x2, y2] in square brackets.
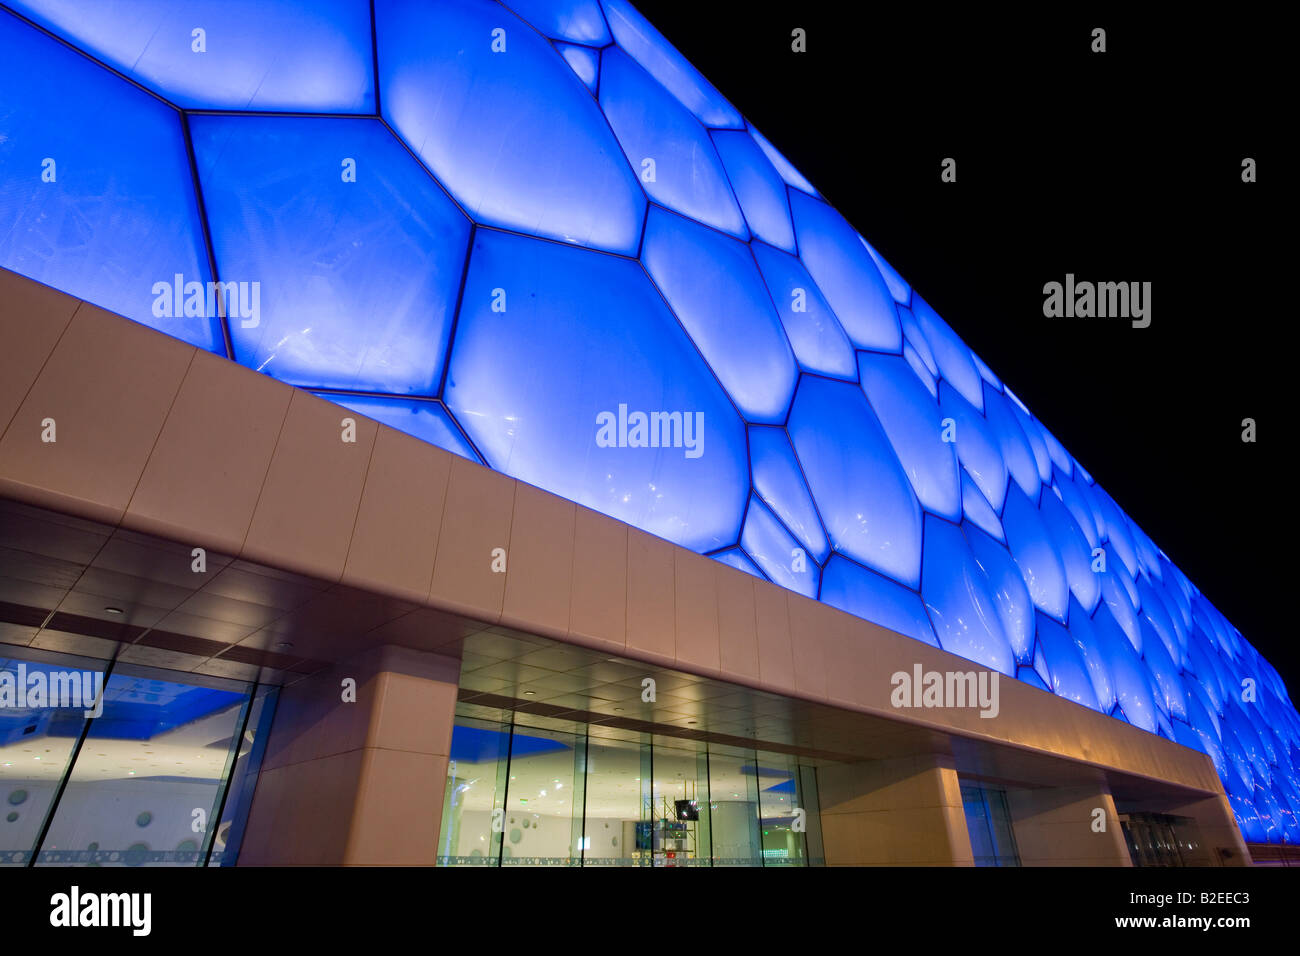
[0, 0, 1295, 844]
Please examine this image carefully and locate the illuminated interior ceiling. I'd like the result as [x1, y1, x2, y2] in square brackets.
[0, 0, 1295, 843]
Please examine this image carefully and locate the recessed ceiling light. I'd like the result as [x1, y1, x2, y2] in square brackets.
[104, 607, 123, 615]
[275, 641, 293, 649]
[523, 690, 536, 696]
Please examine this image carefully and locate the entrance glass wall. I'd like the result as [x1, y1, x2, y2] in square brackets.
[1, 645, 277, 866]
[960, 783, 1020, 866]
[438, 706, 825, 866]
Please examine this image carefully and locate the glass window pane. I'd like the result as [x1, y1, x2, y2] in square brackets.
[33, 666, 252, 867]
[438, 714, 512, 866]
[206, 684, 278, 866]
[708, 744, 761, 866]
[499, 722, 581, 867]
[0, 649, 98, 866]
[650, 737, 708, 867]
[581, 729, 650, 867]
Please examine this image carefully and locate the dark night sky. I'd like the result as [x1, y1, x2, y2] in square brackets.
[637, 4, 1289, 689]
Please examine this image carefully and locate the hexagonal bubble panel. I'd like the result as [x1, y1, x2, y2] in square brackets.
[1035, 613, 1101, 712]
[961, 473, 1003, 542]
[981, 384, 1041, 500]
[740, 496, 819, 599]
[444, 229, 747, 553]
[1038, 487, 1100, 613]
[898, 306, 938, 375]
[311, 394, 480, 463]
[599, 47, 746, 238]
[641, 206, 797, 423]
[376, 0, 644, 255]
[5, 0, 375, 111]
[1066, 598, 1115, 712]
[820, 555, 937, 649]
[711, 547, 764, 581]
[859, 236, 911, 305]
[903, 344, 938, 399]
[600, 0, 742, 129]
[0, 12, 219, 352]
[191, 115, 470, 393]
[787, 376, 922, 588]
[789, 190, 901, 352]
[1002, 485, 1069, 622]
[748, 125, 818, 197]
[909, 295, 984, 411]
[964, 523, 1034, 664]
[1091, 602, 1159, 733]
[747, 425, 830, 564]
[711, 130, 796, 252]
[750, 242, 856, 380]
[503, 0, 611, 44]
[938, 382, 1006, 513]
[857, 352, 960, 520]
[555, 41, 600, 92]
[921, 516, 1016, 676]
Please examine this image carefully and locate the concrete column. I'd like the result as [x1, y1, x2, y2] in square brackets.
[1162, 794, 1251, 866]
[238, 644, 459, 865]
[816, 753, 974, 866]
[1005, 782, 1132, 866]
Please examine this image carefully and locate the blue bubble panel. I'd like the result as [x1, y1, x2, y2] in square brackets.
[787, 376, 922, 588]
[642, 207, 797, 423]
[600, 48, 746, 237]
[964, 524, 1035, 663]
[1039, 488, 1101, 613]
[1067, 599, 1115, 712]
[961, 473, 1004, 542]
[444, 229, 747, 552]
[859, 236, 910, 305]
[191, 115, 470, 393]
[747, 425, 830, 563]
[711, 129, 796, 252]
[0, 13, 219, 351]
[7, 0, 375, 111]
[1035, 614, 1102, 712]
[312, 394, 481, 463]
[376, 0, 645, 255]
[601, 0, 742, 128]
[981, 384, 1041, 499]
[750, 242, 856, 380]
[788, 190, 901, 352]
[820, 555, 937, 649]
[1091, 603, 1160, 733]
[740, 496, 819, 599]
[920, 517, 1016, 676]
[939, 382, 1007, 513]
[712, 548, 766, 581]
[504, 0, 611, 44]
[555, 41, 600, 92]
[748, 125, 818, 196]
[1001, 485, 1069, 622]
[910, 295, 984, 411]
[858, 352, 960, 520]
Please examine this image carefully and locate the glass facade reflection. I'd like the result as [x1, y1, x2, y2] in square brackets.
[0, 646, 276, 867]
[438, 708, 825, 867]
[960, 783, 1020, 867]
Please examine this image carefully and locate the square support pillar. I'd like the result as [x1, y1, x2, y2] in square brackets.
[1161, 794, 1251, 866]
[816, 753, 974, 866]
[1005, 783, 1132, 866]
[238, 644, 460, 865]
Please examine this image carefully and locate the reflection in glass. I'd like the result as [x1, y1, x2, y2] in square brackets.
[32, 664, 260, 867]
